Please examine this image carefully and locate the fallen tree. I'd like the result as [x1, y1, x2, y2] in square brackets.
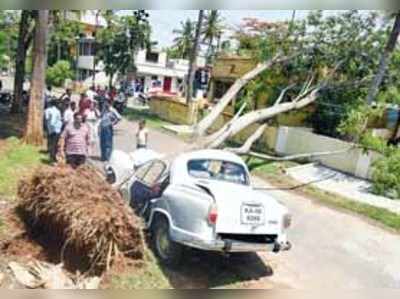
[190, 57, 346, 164]
[193, 52, 300, 137]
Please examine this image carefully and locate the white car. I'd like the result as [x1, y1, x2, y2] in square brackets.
[111, 149, 292, 266]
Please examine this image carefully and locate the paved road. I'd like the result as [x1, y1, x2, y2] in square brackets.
[110, 118, 400, 289]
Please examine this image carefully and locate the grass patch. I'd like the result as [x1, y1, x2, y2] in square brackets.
[0, 137, 44, 199]
[252, 163, 400, 233]
[246, 156, 300, 174]
[123, 107, 169, 130]
[109, 249, 171, 289]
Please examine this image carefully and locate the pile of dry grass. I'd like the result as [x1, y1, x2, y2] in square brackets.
[17, 165, 144, 273]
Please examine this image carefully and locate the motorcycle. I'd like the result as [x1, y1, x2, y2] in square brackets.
[137, 92, 149, 106]
[0, 91, 13, 106]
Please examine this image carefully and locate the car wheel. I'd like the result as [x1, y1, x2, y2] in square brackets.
[151, 216, 183, 268]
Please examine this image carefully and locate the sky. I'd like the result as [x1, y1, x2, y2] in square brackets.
[144, 10, 311, 48]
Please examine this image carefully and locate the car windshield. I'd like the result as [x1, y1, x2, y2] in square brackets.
[187, 159, 249, 185]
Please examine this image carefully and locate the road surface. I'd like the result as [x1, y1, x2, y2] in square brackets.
[108, 118, 400, 289]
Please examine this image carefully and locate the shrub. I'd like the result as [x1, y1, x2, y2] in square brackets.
[45, 60, 73, 87]
[372, 149, 400, 200]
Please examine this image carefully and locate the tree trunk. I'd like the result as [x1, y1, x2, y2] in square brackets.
[24, 10, 49, 146]
[207, 37, 214, 63]
[186, 10, 204, 104]
[193, 54, 285, 137]
[203, 89, 319, 149]
[366, 11, 400, 105]
[11, 10, 31, 114]
[57, 42, 61, 61]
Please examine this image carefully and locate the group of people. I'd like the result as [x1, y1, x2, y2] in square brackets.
[44, 87, 124, 168]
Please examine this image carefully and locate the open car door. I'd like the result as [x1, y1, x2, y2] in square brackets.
[130, 159, 168, 215]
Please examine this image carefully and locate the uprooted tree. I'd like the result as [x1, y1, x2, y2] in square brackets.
[187, 11, 400, 161]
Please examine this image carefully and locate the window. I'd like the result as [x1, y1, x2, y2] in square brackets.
[135, 162, 153, 181]
[146, 52, 159, 63]
[187, 159, 249, 185]
[141, 161, 167, 186]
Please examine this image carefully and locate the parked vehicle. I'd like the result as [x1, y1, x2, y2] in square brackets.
[136, 92, 149, 106]
[109, 149, 292, 266]
[0, 91, 13, 106]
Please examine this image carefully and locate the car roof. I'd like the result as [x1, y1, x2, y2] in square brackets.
[174, 149, 246, 166]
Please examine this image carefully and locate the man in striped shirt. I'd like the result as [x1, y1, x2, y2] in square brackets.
[61, 113, 90, 169]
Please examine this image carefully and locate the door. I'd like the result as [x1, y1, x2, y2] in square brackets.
[130, 160, 168, 213]
[163, 77, 172, 92]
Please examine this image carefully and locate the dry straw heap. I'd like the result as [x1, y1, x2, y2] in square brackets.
[17, 165, 144, 273]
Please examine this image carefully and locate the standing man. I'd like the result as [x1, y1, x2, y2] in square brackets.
[63, 101, 76, 127]
[86, 85, 97, 102]
[78, 92, 91, 116]
[61, 113, 90, 169]
[44, 100, 63, 163]
[59, 88, 72, 112]
[99, 103, 121, 161]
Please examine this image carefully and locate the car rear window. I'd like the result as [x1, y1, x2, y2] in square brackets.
[187, 159, 249, 185]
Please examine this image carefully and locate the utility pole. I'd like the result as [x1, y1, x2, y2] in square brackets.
[186, 10, 204, 104]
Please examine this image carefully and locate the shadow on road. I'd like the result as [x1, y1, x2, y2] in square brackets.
[159, 249, 273, 289]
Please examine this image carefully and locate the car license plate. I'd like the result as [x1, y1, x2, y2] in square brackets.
[241, 204, 265, 225]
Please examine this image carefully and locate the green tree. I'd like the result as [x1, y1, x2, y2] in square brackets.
[229, 11, 398, 138]
[46, 60, 73, 87]
[97, 10, 151, 88]
[47, 17, 83, 66]
[0, 11, 18, 70]
[202, 10, 224, 62]
[172, 19, 195, 59]
[366, 11, 400, 105]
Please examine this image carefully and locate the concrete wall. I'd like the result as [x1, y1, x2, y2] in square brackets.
[275, 127, 381, 179]
[149, 97, 198, 125]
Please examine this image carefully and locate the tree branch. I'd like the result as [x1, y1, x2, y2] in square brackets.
[225, 124, 267, 154]
[246, 147, 355, 161]
[194, 50, 303, 137]
[274, 84, 296, 106]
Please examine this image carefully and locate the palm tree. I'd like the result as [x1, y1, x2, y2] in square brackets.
[24, 10, 49, 145]
[172, 19, 195, 59]
[366, 11, 400, 105]
[202, 10, 224, 62]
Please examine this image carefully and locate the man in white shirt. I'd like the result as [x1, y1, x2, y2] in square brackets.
[86, 86, 97, 102]
[44, 100, 63, 163]
[63, 101, 76, 127]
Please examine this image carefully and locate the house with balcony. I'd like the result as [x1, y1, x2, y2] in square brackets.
[65, 11, 106, 81]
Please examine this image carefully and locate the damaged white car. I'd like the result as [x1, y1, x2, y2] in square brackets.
[108, 149, 292, 266]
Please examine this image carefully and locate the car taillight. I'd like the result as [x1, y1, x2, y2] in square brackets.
[208, 204, 218, 225]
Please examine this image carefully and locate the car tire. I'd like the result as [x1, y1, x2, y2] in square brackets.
[151, 216, 183, 268]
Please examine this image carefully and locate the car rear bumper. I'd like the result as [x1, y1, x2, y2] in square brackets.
[171, 229, 291, 253]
